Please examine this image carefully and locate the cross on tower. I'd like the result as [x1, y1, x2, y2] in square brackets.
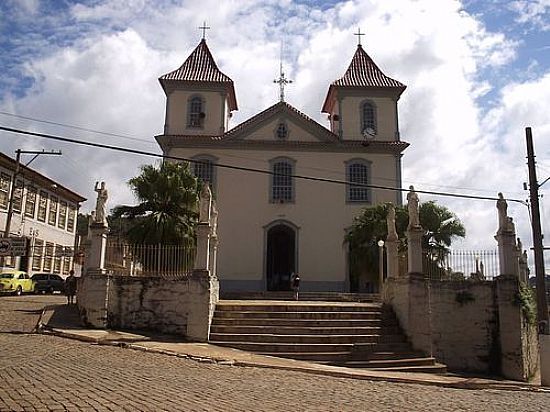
[199, 21, 210, 39]
[354, 28, 365, 46]
[273, 63, 292, 102]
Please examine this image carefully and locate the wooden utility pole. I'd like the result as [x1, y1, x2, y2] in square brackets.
[525, 127, 549, 334]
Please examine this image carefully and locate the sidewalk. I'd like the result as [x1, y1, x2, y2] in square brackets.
[37, 303, 546, 392]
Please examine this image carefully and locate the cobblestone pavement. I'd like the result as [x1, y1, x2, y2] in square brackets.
[0, 295, 549, 412]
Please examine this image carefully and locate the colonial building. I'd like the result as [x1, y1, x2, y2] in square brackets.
[156, 36, 408, 292]
[0, 152, 86, 275]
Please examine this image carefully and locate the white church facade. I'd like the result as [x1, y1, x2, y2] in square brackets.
[155, 36, 409, 292]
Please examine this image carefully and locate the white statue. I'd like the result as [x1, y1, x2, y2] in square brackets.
[94, 181, 108, 225]
[407, 185, 420, 229]
[199, 185, 212, 223]
[386, 203, 398, 241]
[210, 201, 219, 236]
[496, 192, 508, 232]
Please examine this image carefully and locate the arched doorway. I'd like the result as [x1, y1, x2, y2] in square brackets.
[266, 224, 296, 291]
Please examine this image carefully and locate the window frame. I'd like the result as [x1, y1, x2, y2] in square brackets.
[0, 172, 10, 210]
[32, 239, 44, 271]
[37, 191, 48, 222]
[67, 204, 76, 232]
[58, 201, 67, 229]
[25, 186, 37, 218]
[360, 100, 377, 136]
[12, 179, 24, 214]
[48, 196, 58, 226]
[345, 159, 372, 204]
[187, 95, 205, 129]
[269, 157, 296, 204]
[192, 155, 218, 192]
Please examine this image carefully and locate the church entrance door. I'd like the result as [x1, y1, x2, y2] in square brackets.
[266, 224, 296, 291]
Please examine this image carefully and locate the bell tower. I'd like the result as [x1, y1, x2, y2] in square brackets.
[159, 34, 237, 137]
[321, 32, 405, 142]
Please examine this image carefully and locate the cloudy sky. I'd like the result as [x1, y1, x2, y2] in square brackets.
[1, 0, 549, 266]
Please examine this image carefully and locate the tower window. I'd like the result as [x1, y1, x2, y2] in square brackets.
[275, 122, 288, 140]
[270, 158, 294, 203]
[188, 95, 204, 128]
[346, 160, 371, 203]
[361, 101, 377, 136]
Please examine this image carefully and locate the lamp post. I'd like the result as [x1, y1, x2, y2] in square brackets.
[378, 239, 385, 293]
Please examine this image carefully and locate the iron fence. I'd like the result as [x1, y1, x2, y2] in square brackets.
[423, 249, 499, 281]
[105, 240, 195, 278]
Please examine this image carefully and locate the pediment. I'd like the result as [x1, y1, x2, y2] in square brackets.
[223, 101, 338, 143]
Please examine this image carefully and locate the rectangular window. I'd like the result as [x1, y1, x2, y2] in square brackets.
[67, 205, 76, 232]
[13, 179, 23, 213]
[271, 161, 293, 202]
[37, 191, 48, 222]
[44, 242, 54, 272]
[32, 239, 44, 271]
[48, 196, 58, 226]
[63, 257, 71, 274]
[347, 162, 370, 202]
[53, 245, 62, 273]
[58, 201, 67, 229]
[0, 173, 10, 209]
[25, 186, 37, 218]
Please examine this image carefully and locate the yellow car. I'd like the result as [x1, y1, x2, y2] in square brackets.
[0, 270, 34, 295]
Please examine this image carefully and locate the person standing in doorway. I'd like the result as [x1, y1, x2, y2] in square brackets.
[65, 270, 77, 305]
[291, 272, 300, 301]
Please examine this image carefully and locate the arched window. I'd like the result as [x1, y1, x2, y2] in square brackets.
[346, 160, 371, 202]
[188, 95, 204, 128]
[270, 158, 294, 203]
[192, 155, 217, 190]
[361, 101, 376, 136]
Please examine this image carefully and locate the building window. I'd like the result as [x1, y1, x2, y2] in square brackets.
[44, 242, 54, 272]
[361, 101, 377, 136]
[346, 160, 371, 203]
[187, 95, 204, 128]
[37, 191, 48, 222]
[32, 239, 44, 271]
[12, 179, 23, 214]
[67, 205, 76, 232]
[58, 201, 67, 229]
[63, 257, 71, 274]
[53, 245, 62, 273]
[25, 186, 37, 218]
[270, 158, 294, 203]
[192, 156, 217, 190]
[48, 196, 58, 226]
[0, 173, 10, 209]
[275, 122, 288, 140]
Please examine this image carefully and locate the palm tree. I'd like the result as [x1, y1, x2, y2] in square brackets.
[112, 161, 200, 245]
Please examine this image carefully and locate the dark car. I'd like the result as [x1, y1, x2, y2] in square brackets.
[31, 273, 65, 294]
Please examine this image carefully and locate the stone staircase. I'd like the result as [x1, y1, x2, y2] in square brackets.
[209, 300, 446, 373]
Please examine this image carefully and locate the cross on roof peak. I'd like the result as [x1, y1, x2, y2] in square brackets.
[354, 28, 365, 46]
[199, 21, 210, 40]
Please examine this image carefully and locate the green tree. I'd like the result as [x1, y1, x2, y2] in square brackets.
[112, 161, 200, 245]
[346, 201, 465, 290]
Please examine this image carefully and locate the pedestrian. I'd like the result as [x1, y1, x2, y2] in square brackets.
[65, 270, 77, 305]
[291, 272, 300, 301]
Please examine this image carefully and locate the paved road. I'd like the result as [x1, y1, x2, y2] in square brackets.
[0, 295, 548, 411]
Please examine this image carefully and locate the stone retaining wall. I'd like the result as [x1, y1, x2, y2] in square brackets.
[77, 271, 219, 342]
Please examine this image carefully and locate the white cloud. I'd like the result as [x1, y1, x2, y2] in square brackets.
[1, 0, 549, 268]
[510, 0, 550, 30]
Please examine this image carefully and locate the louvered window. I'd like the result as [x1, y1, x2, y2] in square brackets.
[361, 101, 376, 135]
[188, 96, 204, 128]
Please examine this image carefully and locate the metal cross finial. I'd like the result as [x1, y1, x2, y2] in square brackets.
[199, 21, 210, 39]
[273, 62, 292, 102]
[354, 28, 364, 46]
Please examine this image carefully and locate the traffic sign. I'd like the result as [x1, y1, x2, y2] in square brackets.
[0, 237, 28, 257]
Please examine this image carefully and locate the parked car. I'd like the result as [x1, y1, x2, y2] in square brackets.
[31, 273, 65, 294]
[0, 270, 34, 295]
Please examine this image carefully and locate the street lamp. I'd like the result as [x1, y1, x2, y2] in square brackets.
[377, 239, 385, 293]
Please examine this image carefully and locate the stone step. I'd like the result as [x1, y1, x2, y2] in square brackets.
[361, 364, 448, 374]
[209, 333, 406, 345]
[209, 325, 401, 335]
[209, 341, 357, 353]
[220, 292, 381, 302]
[355, 350, 426, 360]
[340, 357, 438, 368]
[211, 318, 396, 327]
[256, 351, 351, 362]
[212, 311, 391, 320]
[216, 302, 383, 313]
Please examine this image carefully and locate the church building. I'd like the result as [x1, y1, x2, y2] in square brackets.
[155, 34, 408, 293]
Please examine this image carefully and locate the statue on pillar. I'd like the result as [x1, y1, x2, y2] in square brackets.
[407, 186, 420, 229]
[386, 203, 398, 241]
[199, 185, 212, 223]
[94, 182, 108, 226]
[496, 192, 509, 233]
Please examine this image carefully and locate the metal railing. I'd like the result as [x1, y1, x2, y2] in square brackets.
[423, 249, 499, 281]
[105, 240, 195, 278]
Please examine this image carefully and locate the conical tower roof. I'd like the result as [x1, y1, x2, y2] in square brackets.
[159, 39, 237, 110]
[322, 45, 405, 112]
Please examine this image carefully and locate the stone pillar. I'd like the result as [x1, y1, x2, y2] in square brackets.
[85, 223, 109, 275]
[495, 194, 519, 277]
[385, 203, 399, 279]
[540, 334, 550, 387]
[208, 202, 219, 278]
[194, 224, 211, 271]
[406, 187, 424, 275]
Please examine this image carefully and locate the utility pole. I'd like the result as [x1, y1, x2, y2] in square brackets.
[525, 127, 549, 334]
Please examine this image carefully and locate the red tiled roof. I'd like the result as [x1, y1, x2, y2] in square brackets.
[334, 45, 405, 89]
[159, 39, 237, 110]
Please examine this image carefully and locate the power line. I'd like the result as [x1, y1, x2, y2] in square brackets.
[0, 125, 527, 205]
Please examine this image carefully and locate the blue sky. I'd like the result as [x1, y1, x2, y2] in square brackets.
[1, 0, 550, 262]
